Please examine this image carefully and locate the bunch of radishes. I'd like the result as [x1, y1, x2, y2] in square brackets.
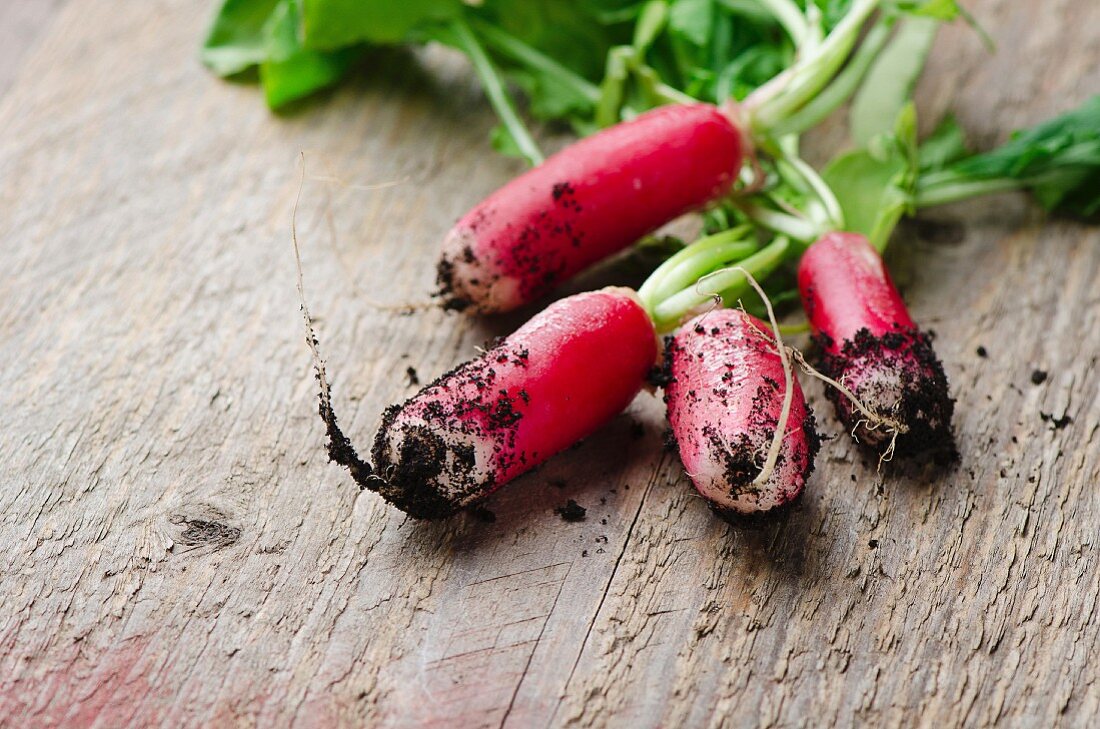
[303, 2, 1099, 521]
[316, 103, 951, 521]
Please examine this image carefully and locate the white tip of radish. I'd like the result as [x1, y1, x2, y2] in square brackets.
[437, 226, 522, 314]
[371, 404, 500, 519]
[686, 435, 814, 514]
[818, 329, 956, 459]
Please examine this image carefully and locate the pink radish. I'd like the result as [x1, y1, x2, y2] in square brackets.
[662, 309, 818, 517]
[797, 232, 955, 457]
[319, 287, 657, 519]
[437, 104, 744, 313]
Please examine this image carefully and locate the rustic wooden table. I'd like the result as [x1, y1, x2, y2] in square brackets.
[2, 1, 1099, 726]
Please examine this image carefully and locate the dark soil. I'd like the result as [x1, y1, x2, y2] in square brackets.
[814, 326, 957, 460]
[1040, 411, 1073, 429]
[316, 372, 377, 491]
[554, 499, 587, 522]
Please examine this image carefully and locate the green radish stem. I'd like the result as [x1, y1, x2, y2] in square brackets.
[743, 0, 810, 46]
[641, 235, 791, 331]
[452, 19, 544, 166]
[914, 168, 1088, 208]
[734, 201, 822, 243]
[771, 21, 892, 137]
[469, 19, 601, 106]
[636, 225, 756, 305]
[745, 0, 880, 132]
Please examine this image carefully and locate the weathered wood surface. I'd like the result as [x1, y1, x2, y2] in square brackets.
[1, 1, 1099, 726]
[0, 0, 68, 97]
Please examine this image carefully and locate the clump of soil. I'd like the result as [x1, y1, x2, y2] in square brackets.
[1040, 412, 1073, 429]
[815, 326, 957, 460]
[554, 499, 587, 522]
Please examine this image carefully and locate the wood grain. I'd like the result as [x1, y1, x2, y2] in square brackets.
[0, 1, 1098, 726]
[0, 1, 66, 100]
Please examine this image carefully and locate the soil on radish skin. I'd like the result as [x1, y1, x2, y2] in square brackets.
[709, 485, 807, 525]
[815, 327, 957, 460]
[316, 331, 540, 520]
[371, 412, 476, 519]
[661, 324, 820, 517]
[369, 341, 537, 519]
[435, 182, 586, 311]
[699, 405, 819, 521]
[434, 257, 471, 312]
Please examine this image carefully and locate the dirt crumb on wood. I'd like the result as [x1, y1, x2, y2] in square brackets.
[554, 499, 586, 522]
[1040, 411, 1073, 429]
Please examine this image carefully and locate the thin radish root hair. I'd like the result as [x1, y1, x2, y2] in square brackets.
[691, 262, 907, 474]
[304, 154, 435, 314]
[733, 268, 795, 488]
[292, 156, 331, 407]
[787, 348, 906, 469]
[292, 152, 378, 489]
[688, 266, 794, 487]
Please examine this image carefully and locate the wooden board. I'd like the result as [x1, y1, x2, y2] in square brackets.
[1, 1, 1098, 726]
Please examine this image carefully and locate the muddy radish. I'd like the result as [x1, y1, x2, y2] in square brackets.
[437, 104, 743, 313]
[318, 287, 657, 519]
[314, 221, 816, 521]
[797, 232, 955, 457]
[662, 309, 818, 517]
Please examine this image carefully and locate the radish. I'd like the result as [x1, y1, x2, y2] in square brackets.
[309, 213, 813, 520]
[317, 287, 657, 519]
[437, 104, 743, 313]
[797, 232, 955, 457]
[662, 308, 818, 518]
[434, 0, 889, 314]
[315, 220, 813, 520]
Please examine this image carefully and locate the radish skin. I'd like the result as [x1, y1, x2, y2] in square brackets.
[797, 232, 955, 457]
[370, 287, 657, 518]
[437, 104, 744, 313]
[663, 309, 818, 517]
